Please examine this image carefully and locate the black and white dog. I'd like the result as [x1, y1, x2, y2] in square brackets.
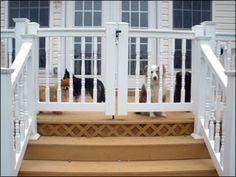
[63, 69, 105, 102]
[139, 64, 167, 117]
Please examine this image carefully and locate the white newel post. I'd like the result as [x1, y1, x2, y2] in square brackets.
[117, 22, 129, 116]
[223, 71, 235, 176]
[13, 18, 30, 54]
[191, 25, 204, 139]
[105, 23, 117, 117]
[1, 68, 16, 176]
[27, 22, 40, 140]
[201, 21, 216, 51]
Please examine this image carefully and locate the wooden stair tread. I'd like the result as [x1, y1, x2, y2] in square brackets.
[28, 136, 204, 146]
[37, 111, 194, 124]
[19, 159, 217, 176]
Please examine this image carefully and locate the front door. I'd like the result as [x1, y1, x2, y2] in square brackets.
[120, 1, 158, 88]
[65, 1, 158, 89]
[65, 1, 104, 83]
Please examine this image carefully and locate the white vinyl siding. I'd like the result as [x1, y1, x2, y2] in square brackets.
[160, 1, 170, 29]
[159, 1, 171, 72]
[1, 1, 6, 29]
[214, 1, 235, 33]
[1, 1, 6, 67]
[51, 1, 64, 70]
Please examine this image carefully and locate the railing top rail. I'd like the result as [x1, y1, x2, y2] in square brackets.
[216, 32, 235, 41]
[11, 42, 32, 88]
[1, 29, 15, 38]
[201, 43, 227, 90]
[128, 28, 195, 39]
[38, 27, 106, 37]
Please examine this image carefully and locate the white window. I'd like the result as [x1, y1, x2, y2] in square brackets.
[74, 0, 102, 75]
[122, 0, 149, 75]
[8, 0, 50, 68]
[173, 0, 212, 69]
[74, 1, 102, 27]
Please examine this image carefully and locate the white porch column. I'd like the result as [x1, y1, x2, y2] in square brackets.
[191, 25, 204, 139]
[1, 68, 16, 176]
[105, 22, 117, 117]
[117, 22, 129, 116]
[201, 21, 216, 51]
[27, 22, 40, 140]
[223, 71, 235, 176]
[13, 18, 30, 54]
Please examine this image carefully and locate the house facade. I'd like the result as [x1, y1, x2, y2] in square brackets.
[1, 1, 235, 87]
[1, 2, 235, 176]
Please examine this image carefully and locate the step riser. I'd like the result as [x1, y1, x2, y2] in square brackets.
[38, 123, 194, 137]
[19, 170, 218, 176]
[24, 144, 210, 161]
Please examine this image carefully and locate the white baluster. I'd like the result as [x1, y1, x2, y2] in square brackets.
[222, 45, 227, 69]
[69, 48, 74, 102]
[181, 39, 186, 103]
[81, 37, 86, 102]
[227, 41, 232, 71]
[214, 84, 221, 153]
[19, 74, 25, 141]
[146, 38, 151, 103]
[23, 66, 28, 129]
[204, 65, 211, 129]
[209, 75, 215, 141]
[93, 37, 98, 103]
[45, 37, 50, 102]
[220, 100, 226, 166]
[14, 84, 20, 153]
[216, 40, 221, 60]
[14, 119, 20, 153]
[7, 38, 13, 67]
[57, 37, 62, 102]
[135, 37, 140, 103]
[158, 39, 163, 103]
[169, 38, 175, 103]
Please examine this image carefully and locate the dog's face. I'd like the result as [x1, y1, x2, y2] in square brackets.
[61, 79, 70, 101]
[151, 65, 159, 81]
[144, 64, 166, 82]
[61, 79, 70, 91]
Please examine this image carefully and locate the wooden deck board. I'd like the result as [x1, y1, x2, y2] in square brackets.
[19, 159, 217, 176]
[37, 111, 194, 124]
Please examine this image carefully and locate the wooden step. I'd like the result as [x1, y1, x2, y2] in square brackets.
[19, 159, 218, 176]
[37, 112, 194, 137]
[24, 136, 210, 161]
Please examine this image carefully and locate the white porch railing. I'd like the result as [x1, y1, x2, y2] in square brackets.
[191, 22, 235, 176]
[215, 32, 235, 70]
[117, 24, 195, 115]
[1, 19, 235, 176]
[35, 24, 119, 116]
[1, 29, 14, 68]
[1, 19, 40, 176]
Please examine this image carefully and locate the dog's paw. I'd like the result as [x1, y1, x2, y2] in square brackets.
[149, 112, 156, 118]
[160, 112, 167, 117]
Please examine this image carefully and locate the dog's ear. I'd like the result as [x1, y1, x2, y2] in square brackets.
[143, 65, 148, 75]
[163, 65, 166, 74]
[63, 68, 70, 79]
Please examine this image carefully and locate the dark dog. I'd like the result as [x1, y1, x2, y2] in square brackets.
[63, 69, 105, 102]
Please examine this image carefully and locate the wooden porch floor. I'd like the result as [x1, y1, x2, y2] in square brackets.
[38, 94, 193, 124]
[37, 94, 194, 137]
[37, 111, 194, 124]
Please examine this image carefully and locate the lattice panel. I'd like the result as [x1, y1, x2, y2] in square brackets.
[38, 123, 193, 137]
